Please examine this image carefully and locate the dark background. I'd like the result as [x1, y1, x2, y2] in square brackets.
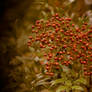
[0, 0, 16, 91]
[0, 0, 25, 92]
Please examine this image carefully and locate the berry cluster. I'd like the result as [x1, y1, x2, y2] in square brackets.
[28, 13, 92, 76]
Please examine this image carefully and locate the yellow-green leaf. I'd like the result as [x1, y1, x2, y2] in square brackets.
[56, 86, 67, 92]
[74, 78, 87, 85]
[72, 86, 84, 91]
[51, 78, 66, 87]
[65, 80, 72, 86]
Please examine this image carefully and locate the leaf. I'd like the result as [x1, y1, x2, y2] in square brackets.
[72, 86, 84, 91]
[35, 81, 49, 86]
[56, 86, 67, 92]
[29, 47, 35, 52]
[36, 73, 43, 79]
[50, 78, 65, 87]
[35, 78, 50, 86]
[74, 78, 87, 85]
[65, 80, 72, 86]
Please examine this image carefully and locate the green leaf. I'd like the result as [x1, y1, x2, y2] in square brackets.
[56, 86, 67, 92]
[50, 78, 65, 87]
[29, 47, 35, 52]
[74, 78, 87, 85]
[72, 86, 84, 91]
[65, 80, 72, 86]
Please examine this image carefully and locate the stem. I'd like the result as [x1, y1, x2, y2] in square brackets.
[86, 75, 92, 92]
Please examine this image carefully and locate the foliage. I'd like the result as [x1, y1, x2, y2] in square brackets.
[6, 0, 92, 92]
[7, 55, 52, 92]
[27, 10, 92, 92]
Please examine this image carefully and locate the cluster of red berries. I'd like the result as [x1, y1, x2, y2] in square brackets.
[28, 13, 92, 76]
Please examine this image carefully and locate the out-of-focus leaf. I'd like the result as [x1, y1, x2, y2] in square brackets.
[65, 80, 72, 86]
[50, 78, 66, 87]
[34, 56, 40, 61]
[35, 81, 49, 86]
[72, 86, 84, 91]
[74, 78, 87, 85]
[36, 73, 44, 79]
[35, 78, 50, 86]
[29, 47, 35, 52]
[56, 86, 67, 92]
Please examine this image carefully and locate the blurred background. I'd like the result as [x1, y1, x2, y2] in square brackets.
[0, 0, 92, 92]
